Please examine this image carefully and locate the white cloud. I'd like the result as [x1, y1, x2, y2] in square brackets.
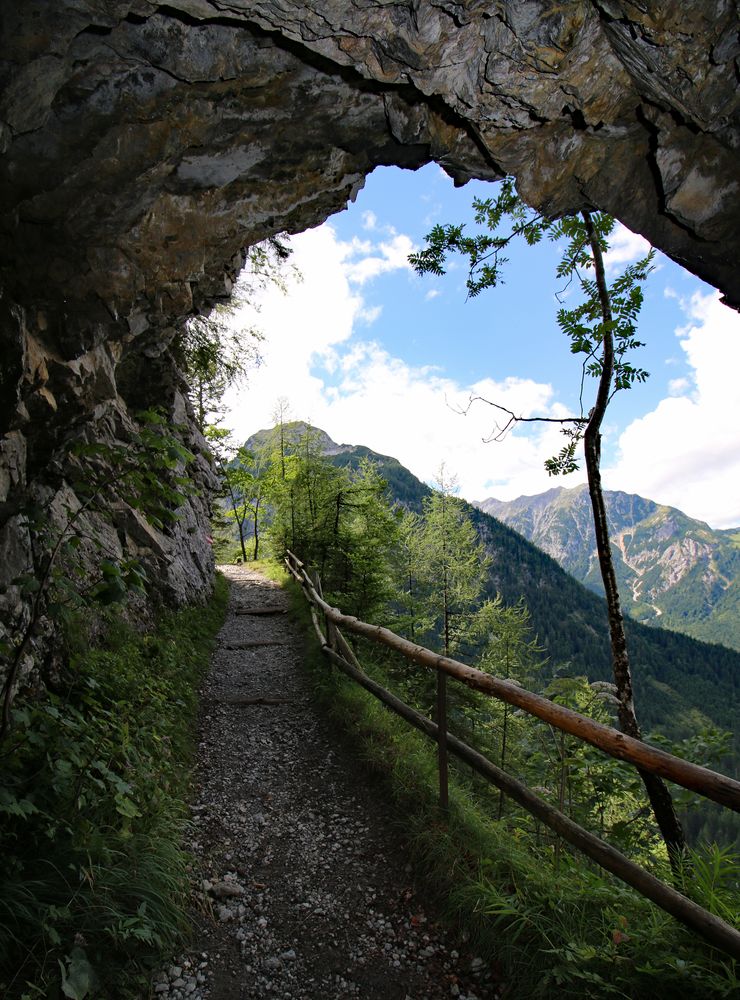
[223, 224, 739, 529]
[340, 232, 417, 286]
[668, 377, 689, 395]
[361, 209, 377, 231]
[603, 223, 652, 274]
[357, 303, 382, 325]
[604, 290, 740, 528]
[425, 288, 441, 301]
[224, 223, 582, 504]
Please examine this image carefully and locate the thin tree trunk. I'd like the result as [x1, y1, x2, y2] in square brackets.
[225, 476, 248, 562]
[252, 496, 260, 561]
[582, 210, 686, 868]
[237, 512, 248, 562]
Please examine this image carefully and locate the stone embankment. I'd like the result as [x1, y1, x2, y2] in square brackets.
[154, 565, 498, 1000]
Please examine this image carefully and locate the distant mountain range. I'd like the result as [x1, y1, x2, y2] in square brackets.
[244, 423, 739, 754]
[475, 486, 740, 653]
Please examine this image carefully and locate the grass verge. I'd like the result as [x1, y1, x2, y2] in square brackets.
[257, 558, 739, 1000]
[0, 573, 229, 999]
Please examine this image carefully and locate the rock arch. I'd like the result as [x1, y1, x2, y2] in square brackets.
[1, 2, 738, 630]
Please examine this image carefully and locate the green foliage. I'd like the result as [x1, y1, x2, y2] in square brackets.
[410, 177, 654, 476]
[275, 565, 739, 998]
[0, 575, 229, 998]
[237, 422, 401, 620]
[174, 236, 295, 430]
[211, 432, 273, 563]
[415, 467, 490, 656]
[36, 409, 194, 604]
[327, 437, 740, 773]
[388, 470, 492, 718]
[1, 409, 199, 741]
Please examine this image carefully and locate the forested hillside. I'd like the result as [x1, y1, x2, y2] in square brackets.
[220, 420, 739, 852]
[214, 418, 740, 993]
[318, 432, 739, 749]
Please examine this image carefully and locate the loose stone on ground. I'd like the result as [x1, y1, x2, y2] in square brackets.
[155, 565, 499, 999]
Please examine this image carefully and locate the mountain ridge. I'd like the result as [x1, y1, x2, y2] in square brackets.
[474, 484, 740, 652]
[240, 423, 738, 750]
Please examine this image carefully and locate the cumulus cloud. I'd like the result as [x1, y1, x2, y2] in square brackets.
[603, 223, 653, 274]
[224, 223, 581, 503]
[340, 231, 417, 285]
[604, 290, 740, 528]
[223, 223, 738, 527]
[668, 377, 689, 395]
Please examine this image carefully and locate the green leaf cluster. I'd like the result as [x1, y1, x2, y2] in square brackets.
[0, 576, 228, 998]
[173, 236, 297, 431]
[410, 177, 654, 475]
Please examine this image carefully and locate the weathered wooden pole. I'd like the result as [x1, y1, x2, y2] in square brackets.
[437, 671, 449, 811]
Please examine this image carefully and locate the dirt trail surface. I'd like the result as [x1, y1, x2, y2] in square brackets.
[153, 565, 498, 1000]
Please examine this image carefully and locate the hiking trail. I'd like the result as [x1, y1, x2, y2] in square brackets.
[153, 565, 497, 1000]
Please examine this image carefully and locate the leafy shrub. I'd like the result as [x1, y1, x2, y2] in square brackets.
[0, 575, 228, 998]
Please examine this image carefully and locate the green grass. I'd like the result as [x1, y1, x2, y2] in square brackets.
[259, 558, 740, 999]
[0, 574, 229, 999]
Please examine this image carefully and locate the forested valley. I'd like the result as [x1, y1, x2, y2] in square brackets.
[200, 413, 740, 995]
[216, 416, 739, 855]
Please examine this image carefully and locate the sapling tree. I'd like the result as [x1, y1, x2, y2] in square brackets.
[469, 595, 545, 819]
[393, 510, 427, 643]
[410, 179, 687, 866]
[416, 466, 491, 662]
[411, 466, 491, 808]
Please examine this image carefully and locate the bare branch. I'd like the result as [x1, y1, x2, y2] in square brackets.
[448, 394, 587, 443]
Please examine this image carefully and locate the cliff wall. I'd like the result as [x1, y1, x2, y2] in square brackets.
[1, 1, 737, 693]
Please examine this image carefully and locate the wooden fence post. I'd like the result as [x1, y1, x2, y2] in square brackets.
[311, 570, 336, 660]
[437, 671, 449, 811]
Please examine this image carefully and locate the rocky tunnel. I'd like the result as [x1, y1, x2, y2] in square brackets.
[1, 1, 738, 661]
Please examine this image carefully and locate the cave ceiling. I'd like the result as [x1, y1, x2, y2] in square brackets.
[0, 1, 738, 388]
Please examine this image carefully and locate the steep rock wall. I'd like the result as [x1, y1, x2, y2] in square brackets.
[0, 2, 738, 694]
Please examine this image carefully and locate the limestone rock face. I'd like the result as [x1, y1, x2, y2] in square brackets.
[0, 2, 738, 690]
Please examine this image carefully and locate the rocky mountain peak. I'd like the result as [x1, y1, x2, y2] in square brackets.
[475, 487, 740, 650]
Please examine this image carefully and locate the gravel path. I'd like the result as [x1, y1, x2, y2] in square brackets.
[153, 565, 498, 1000]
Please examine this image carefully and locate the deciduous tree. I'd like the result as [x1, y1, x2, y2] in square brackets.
[411, 181, 686, 865]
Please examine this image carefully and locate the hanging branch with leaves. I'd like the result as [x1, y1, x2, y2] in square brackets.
[410, 179, 687, 867]
[173, 236, 298, 431]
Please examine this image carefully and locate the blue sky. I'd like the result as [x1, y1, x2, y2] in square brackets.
[224, 163, 740, 529]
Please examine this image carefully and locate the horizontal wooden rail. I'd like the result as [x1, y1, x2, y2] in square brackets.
[285, 551, 740, 960]
[286, 552, 740, 813]
[322, 633, 740, 958]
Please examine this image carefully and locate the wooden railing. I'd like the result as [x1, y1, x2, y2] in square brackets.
[284, 550, 740, 960]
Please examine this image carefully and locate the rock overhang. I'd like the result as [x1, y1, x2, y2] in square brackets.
[0, 0, 738, 628]
[1, 1, 738, 362]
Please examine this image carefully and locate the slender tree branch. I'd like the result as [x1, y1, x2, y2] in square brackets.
[448, 394, 587, 443]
